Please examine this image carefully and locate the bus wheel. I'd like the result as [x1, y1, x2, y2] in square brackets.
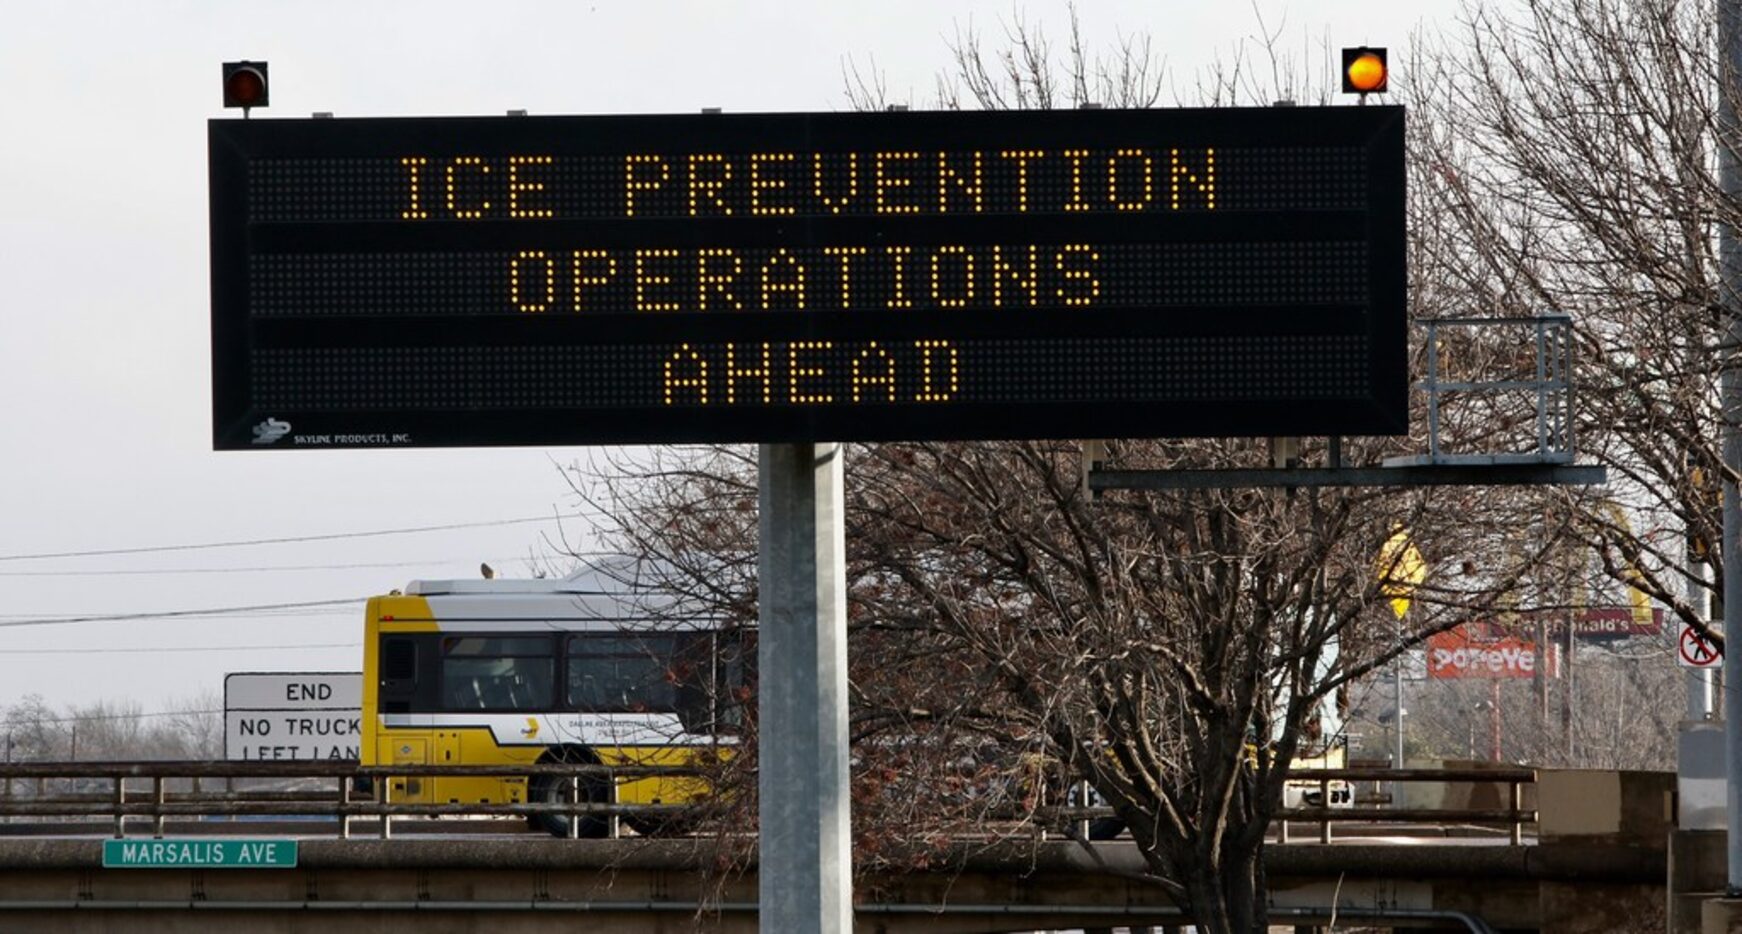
[1063, 782, 1126, 840]
[530, 747, 609, 839]
[1087, 818, 1126, 840]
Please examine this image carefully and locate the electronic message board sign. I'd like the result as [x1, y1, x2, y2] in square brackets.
[208, 107, 1404, 449]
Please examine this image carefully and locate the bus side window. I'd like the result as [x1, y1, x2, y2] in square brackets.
[713, 630, 750, 733]
[381, 638, 418, 713]
[439, 636, 555, 712]
[674, 634, 712, 734]
[566, 634, 679, 715]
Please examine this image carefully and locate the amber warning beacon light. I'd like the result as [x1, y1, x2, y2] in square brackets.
[1342, 47, 1388, 95]
[222, 61, 269, 114]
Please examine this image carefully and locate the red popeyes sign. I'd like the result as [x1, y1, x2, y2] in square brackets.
[1426, 626, 1561, 679]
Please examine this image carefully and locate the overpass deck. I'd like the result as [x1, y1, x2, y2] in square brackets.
[0, 762, 1676, 931]
[0, 835, 1664, 933]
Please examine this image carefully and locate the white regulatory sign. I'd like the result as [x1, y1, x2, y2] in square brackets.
[224, 672, 363, 761]
[1678, 621, 1723, 670]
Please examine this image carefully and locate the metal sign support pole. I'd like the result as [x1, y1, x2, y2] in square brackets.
[1392, 644, 1406, 785]
[1692, 561, 1715, 719]
[757, 442, 851, 934]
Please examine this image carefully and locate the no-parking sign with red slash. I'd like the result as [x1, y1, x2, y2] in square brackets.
[1678, 620, 1723, 669]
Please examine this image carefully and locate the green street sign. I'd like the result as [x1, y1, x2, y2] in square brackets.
[102, 838, 297, 869]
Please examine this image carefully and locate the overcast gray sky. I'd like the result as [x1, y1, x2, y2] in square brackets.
[0, 0, 1459, 714]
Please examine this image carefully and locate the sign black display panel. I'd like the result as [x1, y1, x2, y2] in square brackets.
[208, 107, 1405, 449]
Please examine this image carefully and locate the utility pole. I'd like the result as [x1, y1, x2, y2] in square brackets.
[1562, 608, 1575, 762]
[1721, 0, 1742, 897]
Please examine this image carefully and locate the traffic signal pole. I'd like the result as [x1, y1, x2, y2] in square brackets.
[1721, 0, 1742, 897]
[757, 443, 852, 933]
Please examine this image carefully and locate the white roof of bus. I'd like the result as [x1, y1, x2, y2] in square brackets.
[393, 559, 737, 626]
[392, 585, 702, 627]
[404, 579, 619, 596]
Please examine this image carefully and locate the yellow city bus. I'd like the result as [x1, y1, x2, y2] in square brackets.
[361, 578, 745, 836]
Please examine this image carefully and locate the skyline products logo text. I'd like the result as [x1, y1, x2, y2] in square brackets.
[247, 420, 414, 447]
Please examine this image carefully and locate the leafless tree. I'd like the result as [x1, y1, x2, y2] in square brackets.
[559, 431, 1557, 932]
[159, 691, 225, 760]
[2, 695, 58, 762]
[65, 699, 148, 760]
[532, 8, 1615, 931]
[1409, 0, 1734, 645]
[1401, 638, 1682, 771]
[0, 692, 226, 762]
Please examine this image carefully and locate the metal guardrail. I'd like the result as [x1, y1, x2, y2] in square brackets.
[0, 762, 1537, 845]
[1275, 767, 1536, 845]
[0, 760, 696, 841]
[1047, 767, 1537, 846]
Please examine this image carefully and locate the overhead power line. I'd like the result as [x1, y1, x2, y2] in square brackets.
[0, 599, 365, 629]
[0, 548, 637, 578]
[0, 557, 529, 577]
[0, 555, 655, 626]
[0, 512, 599, 563]
[0, 642, 357, 655]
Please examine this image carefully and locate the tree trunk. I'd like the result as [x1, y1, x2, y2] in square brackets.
[1178, 843, 1266, 934]
[1225, 843, 1266, 933]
